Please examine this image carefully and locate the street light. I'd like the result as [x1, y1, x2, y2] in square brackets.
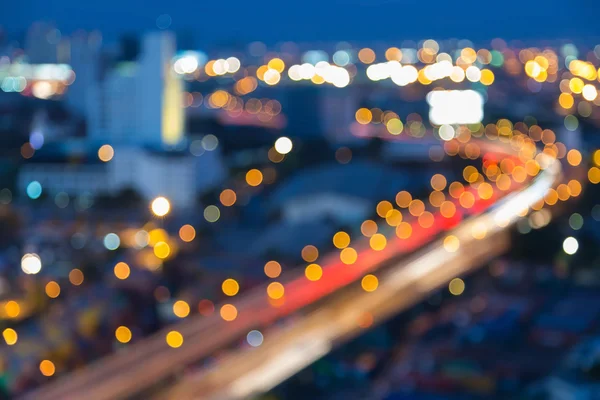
[274, 137, 293, 155]
[563, 236, 578, 255]
[151, 196, 170, 217]
[21, 253, 42, 274]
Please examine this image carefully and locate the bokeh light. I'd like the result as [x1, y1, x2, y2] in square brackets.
[103, 233, 120, 251]
[179, 225, 196, 242]
[26, 181, 42, 200]
[264, 261, 282, 278]
[69, 268, 84, 286]
[39, 360, 55, 377]
[45, 281, 60, 298]
[246, 169, 263, 186]
[222, 278, 240, 296]
[115, 326, 132, 344]
[267, 282, 285, 299]
[449, 278, 465, 295]
[151, 197, 171, 217]
[3, 328, 18, 345]
[247, 330, 264, 347]
[301, 245, 319, 262]
[114, 262, 130, 280]
[204, 205, 220, 222]
[220, 304, 238, 321]
[274, 137, 293, 155]
[98, 145, 114, 162]
[173, 300, 190, 318]
[166, 331, 184, 348]
[220, 189, 237, 207]
[361, 275, 378, 292]
[333, 231, 351, 249]
[563, 236, 579, 255]
[340, 247, 358, 264]
[21, 253, 42, 274]
[443, 235, 460, 252]
[305, 263, 323, 281]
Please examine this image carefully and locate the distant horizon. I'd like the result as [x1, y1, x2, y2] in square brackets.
[4, 27, 600, 54]
[4, 0, 600, 49]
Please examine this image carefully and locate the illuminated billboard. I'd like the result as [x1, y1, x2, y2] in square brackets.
[427, 90, 484, 125]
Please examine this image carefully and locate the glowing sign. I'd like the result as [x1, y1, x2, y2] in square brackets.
[172, 51, 207, 74]
[0, 63, 73, 81]
[427, 90, 484, 125]
[162, 67, 184, 145]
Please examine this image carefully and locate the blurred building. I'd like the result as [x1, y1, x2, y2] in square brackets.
[109, 147, 196, 207]
[319, 87, 361, 143]
[382, 138, 442, 163]
[29, 109, 73, 145]
[137, 32, 184, 146]
[65, 31, 102, 117]
[19, 161, 107, 196]
[87, 31, 184, 147]
[87, 63, 137, 142]
[528, 336, 600, 399]
[268, 161, 414, 225]
[0, 61, 74, 99]
[187, 136, 227, 191]
[18, 145, 199, 208]
[558, 126, 583, 151]
[248, 221, 337, 259]
[284, 86, 323, 138]
[25, 22, 59, 64]
[284, 85, 360, 143]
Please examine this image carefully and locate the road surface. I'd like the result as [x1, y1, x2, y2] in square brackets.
[20, 141, 562, 400]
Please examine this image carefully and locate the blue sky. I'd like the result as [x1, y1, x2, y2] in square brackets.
[4, 0, 599, 46]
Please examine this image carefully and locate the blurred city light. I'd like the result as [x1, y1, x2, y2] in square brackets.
[115, 326, 132, 344]
[246, 330, 264, 347]
[4, 10, 600, 400]
[103, 233, 120, 251]
[563, 236, 579, 255]
[2, 328, 18, 345]
[448, 278, 465, 295]
[427, 90, 484, 125]
[151, 197, 171, 217]
[166, 331, 183, 348]
[26, 181, 42, 199]
[98, 144, 114, 162]
[39, 360, 55, 377]
[274, 137, 293, 155]
[21, 253, 42, 274]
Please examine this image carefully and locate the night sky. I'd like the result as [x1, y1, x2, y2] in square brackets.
[4, 0, 600, 46]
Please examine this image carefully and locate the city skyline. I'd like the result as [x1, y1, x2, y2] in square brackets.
[2, 3, 600, 398]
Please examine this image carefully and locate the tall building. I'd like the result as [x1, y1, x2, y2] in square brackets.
[25, 22, 59, 64]
[86, 31, 184, 147]
[137, 31, 183, 147]
[87, 63, 138, 143]
[285, 86, 323, 137]
[319, 86, 360, 143]
[285, 85, 360, 143]
[18, 146, 200, 209]
[65, 31, 101, 116]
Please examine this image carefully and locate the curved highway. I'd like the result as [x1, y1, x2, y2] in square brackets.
[20, 139, 563, 400]
[159, 143, 562, 400]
